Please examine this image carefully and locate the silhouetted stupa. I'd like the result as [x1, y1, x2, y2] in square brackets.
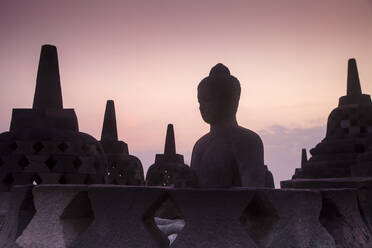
[282, 59, 372, 188]
[100, 100, 144, 185]
[146, 124, 197, 187]
[0, 45, 107, 191]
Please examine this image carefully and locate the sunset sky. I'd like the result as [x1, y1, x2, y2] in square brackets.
[1, 0, 372, 186]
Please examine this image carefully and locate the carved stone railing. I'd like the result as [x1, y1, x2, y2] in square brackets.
[1, 185, 372, 248]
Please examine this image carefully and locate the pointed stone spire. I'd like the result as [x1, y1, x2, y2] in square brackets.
[101, 100, 118, 141]
[347, 58, 362, 96]
[301, 148, 307, 168]
[32, 45, 63, 109]
[164, 124, 176, 155]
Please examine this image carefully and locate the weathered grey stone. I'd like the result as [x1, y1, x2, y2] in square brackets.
[73, 186, 165, 248]
[16, 185, 89, 248]
[319, 189, 371, 247]
[0, 186, 34, 248]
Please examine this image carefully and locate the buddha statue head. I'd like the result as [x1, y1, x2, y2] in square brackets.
[197, 63, 241, 125]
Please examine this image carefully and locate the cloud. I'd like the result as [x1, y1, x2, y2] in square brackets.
[258, 124, 326, 187]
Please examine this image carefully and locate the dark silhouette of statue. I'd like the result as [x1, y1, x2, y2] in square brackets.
[100, 100, 144, 185]
[146, 124, 198, 187]
[191, 64, 274, 188]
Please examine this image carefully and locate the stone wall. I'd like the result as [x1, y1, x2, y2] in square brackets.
[0, 185, 372, 248]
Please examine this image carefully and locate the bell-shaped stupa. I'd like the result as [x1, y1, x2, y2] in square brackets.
[282, 59, 372, 188]
[100, 100, 144, 185]
[146, 124, 198, 187]
[0, 45, 107, 191]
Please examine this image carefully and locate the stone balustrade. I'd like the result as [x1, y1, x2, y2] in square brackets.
[0, 185, 372, 248]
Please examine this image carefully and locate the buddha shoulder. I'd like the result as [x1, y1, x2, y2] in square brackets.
[232, 126, 263, 149]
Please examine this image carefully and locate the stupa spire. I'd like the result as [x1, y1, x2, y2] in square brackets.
[301, 148, 307, 168]
[347, 58, 362, 96]
[164, 124, 176, 155]
[32, 45, 63, 109]
[101, 100, 118, 141]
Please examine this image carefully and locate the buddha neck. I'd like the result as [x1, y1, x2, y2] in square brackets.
[210, 117, 238, 134]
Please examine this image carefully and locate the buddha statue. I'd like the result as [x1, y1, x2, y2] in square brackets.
[191, 63, 273, 188]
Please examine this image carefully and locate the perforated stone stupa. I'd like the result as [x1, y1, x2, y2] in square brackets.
[0, 45, 107, 191]
[100, 100, 144, 185]
[146, 124, 198, 187]
[282, 59, 372, 188]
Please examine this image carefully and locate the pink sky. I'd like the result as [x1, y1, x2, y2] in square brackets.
[1, 0, 372, 186]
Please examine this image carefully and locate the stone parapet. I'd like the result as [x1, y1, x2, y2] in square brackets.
[0, 185, 371, 247]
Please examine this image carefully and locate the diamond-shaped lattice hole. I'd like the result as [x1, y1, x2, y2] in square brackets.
[144, 194, 185, 247]
[58, 176, 66, 184]
[18, 156, 30, 169]
[31, 174, 42, 185]
[58, 142, 69, 152]
[355, 144, 365, 153]
[81, 144, 90, 153]
[95, 145, 102, 154]
[84, 175, 96, 184]
[3, 173, 14, 185]
[240, 194, 279, 247]
[319, 197, 346, 245]
[33, 142, 44, 154]
[16, 190, 36, 239]
[73, 157, 83, 170]
[60, 191, 94, 247]
[45, 156, 57, 170]
[9, 142, 18, 151]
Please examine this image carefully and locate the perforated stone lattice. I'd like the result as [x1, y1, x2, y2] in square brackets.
[18, 156, 30, 169]
[45, 156, 57, 170]
[58, 142, 69, 152]
[240, 193, 279, 247]
[33, 142, 44, 154]
[327, 106, 372, 138]
[105, 156, 144, 185]
[144, 193, 186, 247]
[60, 191, 95, 247]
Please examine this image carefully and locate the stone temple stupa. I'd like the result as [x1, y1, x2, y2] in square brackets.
[100, 100, 144, 185]
[282, 59, 372, 188]
[146, 124, 198, 187]
[0, 45, 107, 191]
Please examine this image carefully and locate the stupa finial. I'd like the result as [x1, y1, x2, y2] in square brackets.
[32, 45, 63, 109]
[164, 124, 176, 155]
[347, 58, 362, 96]
[101, 100, 118, 141]
[301, 148, 307, 168]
